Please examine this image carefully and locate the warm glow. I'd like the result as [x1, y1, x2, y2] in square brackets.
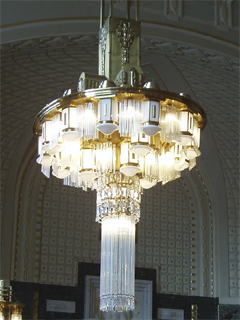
[118, 100, 142, 136]
[165, 113, 179, 123]
[159, 151, 175, 166]
[102, 214, 135, 232]
[123, 105, 135, 118]
[11, 315, 22, 320]
[146, 151, 157, 165]
[33, 2, 206, 313]
[100, 214, 135, 312]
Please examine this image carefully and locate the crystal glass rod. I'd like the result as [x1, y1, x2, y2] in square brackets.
[100, 214, 135, 312]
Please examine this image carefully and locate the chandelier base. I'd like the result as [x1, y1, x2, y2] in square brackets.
[100, 294, 135, 312]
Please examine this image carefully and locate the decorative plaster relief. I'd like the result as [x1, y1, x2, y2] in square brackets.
[165, 0, 182, 21]
[215, 0, 233, 31]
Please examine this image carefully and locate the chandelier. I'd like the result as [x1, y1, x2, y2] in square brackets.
[33, 0, 206, 313]
[0, 281, 23, 320]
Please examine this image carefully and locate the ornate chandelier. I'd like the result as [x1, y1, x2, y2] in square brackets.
[0, 281, 23, 320]
[33, 0, 206, 312]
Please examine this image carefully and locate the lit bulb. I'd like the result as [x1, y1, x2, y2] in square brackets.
[165, 151, 174, 164]
[62, 141, 79, 153]
[125, 106, 135, 118]
[103, 214, 135, 232]
[163, 151, 174, 165]
[165, 114, 178, 122]
[85, 109, 96, 118]
[159, 151, 174, 166]
[147, 152, 157, 165]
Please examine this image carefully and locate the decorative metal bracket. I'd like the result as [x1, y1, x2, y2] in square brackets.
[99, 26, 107, 75]
[117, 20, 135, 65]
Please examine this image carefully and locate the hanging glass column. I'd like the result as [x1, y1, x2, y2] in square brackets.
[100, 214, 136, 312]
[96, 172, 140, 312]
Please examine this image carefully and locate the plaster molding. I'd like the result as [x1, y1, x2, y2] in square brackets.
[215, 0, 233, 31]
[165, 0, 182, 21]
[1, 35, 238, 74]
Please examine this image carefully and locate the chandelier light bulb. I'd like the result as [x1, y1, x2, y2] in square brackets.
[126, 105, 134, 116]
[159, 151, 174, 166]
